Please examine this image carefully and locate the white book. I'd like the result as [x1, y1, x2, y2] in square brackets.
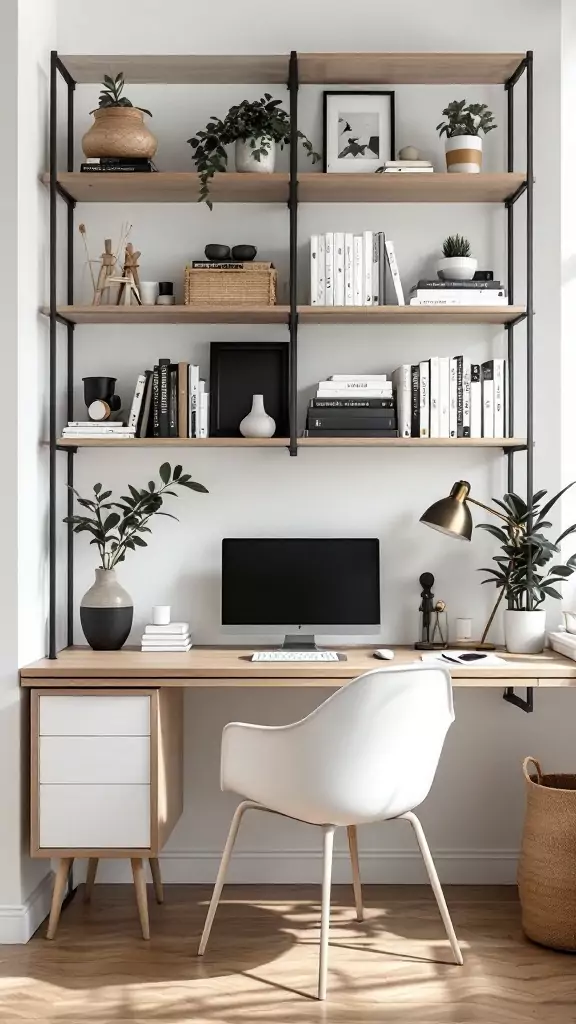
[144, 622, 190, 635]
[141, 644, 193, 653]
[188, 364, 200, 437]
[334, 232, 345, 306]
[372, 233, 379, 305]
[410, 296, 508, 306]
[438, 357, 450, 438]
[344, 233, 354, 305]
[317, 389, 392, 399]
[384, 166, 434, 173]
[64, 423, 132, 431]
[462, 359, 471, 438]
[385, 160, 433, 168]
[318, 381, 392, 392]
[317, 235, 326, 305]
[411, 288, 507, 302]
[328, 374, 388, 381]
[310, 235, 319, 305]
[142, 635, 192, 645]
[353, 235, 363, 305]
[63, 431, 135, 437]
[391, 365, 411, 438]
[363, 231, 373, 306]
[429, 357, 440, 438]
[493, 358, 506, 437]
[419, 360, 430, 438]
[385, 241, 405, 305]
[127, 374, 147, 431]
[198, 385, 208, 438]
[470, 364, 482, 438]
[324, 232, 334, 306]
[482, 362, 494, 438]
[449, 357, 458, 438]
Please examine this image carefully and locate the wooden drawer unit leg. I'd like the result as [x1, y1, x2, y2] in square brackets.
[149, 857, 164, 904]
[84, 858, 99, 903]
[131, 858, 150, 940]
[46, 857, 73, 939]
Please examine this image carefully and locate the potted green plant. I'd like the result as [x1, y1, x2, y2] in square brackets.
[437, 234, 477, 281]
[436, 100, 497, 173]
[188, 94, 320, 206]
[478, 485, 576, 654]
[82, 73, 157, 160]
[64, 463, 208, 651]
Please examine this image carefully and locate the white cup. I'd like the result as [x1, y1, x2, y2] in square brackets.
[455, 617, 473, 641]
[152, 605, 171, 625]
[140, 281, 159, 305]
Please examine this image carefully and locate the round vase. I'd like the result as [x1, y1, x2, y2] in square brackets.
[437, 256, 478, 281]
[239, 394, 276, 438]
[235, 137, 276, 174]
[504, 609, 546, 655]
[80, 568, 134, 651]
[82, 107, 157, 159]
[445, 134, 483, 173]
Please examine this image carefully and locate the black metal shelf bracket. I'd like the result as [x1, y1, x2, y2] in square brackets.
[503, 686, 534, 713]
[288, 50, 299, 457]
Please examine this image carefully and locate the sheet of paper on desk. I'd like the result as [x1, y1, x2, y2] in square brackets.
[421, 650, 508, 667]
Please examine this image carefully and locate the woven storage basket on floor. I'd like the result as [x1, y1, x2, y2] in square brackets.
[184, 262, 277, 306]
[518, 756, 576, 950]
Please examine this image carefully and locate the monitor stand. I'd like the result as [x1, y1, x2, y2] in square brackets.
[281, 634, 319, 650]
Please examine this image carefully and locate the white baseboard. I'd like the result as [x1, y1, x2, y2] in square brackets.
[92, 848, 519, 886]
[0, 872, 53, 944]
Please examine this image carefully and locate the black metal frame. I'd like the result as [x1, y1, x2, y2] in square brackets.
[48, 52, 535, 708]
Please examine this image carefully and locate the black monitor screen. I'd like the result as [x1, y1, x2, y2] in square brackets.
[222, 538, 380, 626]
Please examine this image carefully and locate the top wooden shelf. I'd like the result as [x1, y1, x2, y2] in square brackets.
[58, 52, 524, 86]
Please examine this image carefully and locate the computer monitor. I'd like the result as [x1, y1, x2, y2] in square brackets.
[222, 538, 380, 648]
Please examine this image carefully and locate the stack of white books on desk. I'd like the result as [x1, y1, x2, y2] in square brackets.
[141, 622, 192, 652]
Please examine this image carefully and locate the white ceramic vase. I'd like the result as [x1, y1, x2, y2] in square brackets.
[239, 394, 276, 438]
[437, 256, 478, 281]
[504, 609, 546, 655]
[445, 134, 483, 173]
[235, 137, 276, 173]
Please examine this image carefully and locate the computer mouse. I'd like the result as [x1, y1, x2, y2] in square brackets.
[374, 648, 395, 660]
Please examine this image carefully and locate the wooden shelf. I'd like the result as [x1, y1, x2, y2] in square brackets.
[299, 437, 526, 448]
[56, 436, 525, 450]
[49, 305, 290, 325]
[299, 305, 525, 325]
[58, 52, 524, 86]
[43, 172, 289, 204]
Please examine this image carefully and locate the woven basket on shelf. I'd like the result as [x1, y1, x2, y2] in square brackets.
[518, 756, 576, 950]
[184, 262, 277, 306]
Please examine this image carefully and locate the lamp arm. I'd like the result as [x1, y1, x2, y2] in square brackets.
[467, 496, 513, 526]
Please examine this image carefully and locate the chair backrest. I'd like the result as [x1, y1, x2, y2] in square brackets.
[272, 664, 454, 825]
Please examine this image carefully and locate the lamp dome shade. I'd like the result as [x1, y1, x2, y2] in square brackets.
[419, 480, 473, 541]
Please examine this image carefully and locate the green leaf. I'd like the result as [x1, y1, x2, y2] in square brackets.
[159, 463, 171, 485]
[536, 481, 575, 523]
[539, 585, 563, 600]
[148, 481, 156, 492]
[179, 480, 209, 493]
[556, 523, 576, 545]
[93, 482, 102, 494]
[173, 465, 182, 480]
[476, 523, 510, 545]
[132, 536, 147, 547]
[103, 513, 120, 531]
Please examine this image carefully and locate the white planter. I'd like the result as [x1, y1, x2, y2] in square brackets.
[239, 394, 276, 438]
[445, 135, 483, 173]
[235, 137, 276, 173]
[504, 609, 547, 655]
[437, 256, 478, 281]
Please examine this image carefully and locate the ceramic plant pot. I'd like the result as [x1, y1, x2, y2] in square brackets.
[235, 137, 276, 173]
[239, 394, 276, 438]
[504, 609, 546, 655]
[80, 568, 133, 650]
[437, 256, 478, 281]
[445, 135, 483, 173]
[82, 107, 157, 159]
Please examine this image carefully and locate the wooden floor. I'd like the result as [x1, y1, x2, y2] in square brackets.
[1, 884, 575, 1023]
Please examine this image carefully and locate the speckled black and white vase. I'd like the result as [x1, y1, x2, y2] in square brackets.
[80, 568, 133, 650]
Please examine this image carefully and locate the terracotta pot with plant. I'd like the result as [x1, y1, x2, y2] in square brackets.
[436, 99, 497, 173]
[82, 73, 157, 160]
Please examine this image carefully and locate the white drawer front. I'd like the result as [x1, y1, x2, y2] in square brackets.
[39, 736, 150, 785]
[39, 696, 150, 736]
[39, 784, 150, 849]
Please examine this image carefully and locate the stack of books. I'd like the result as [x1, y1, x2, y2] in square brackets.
[305, 375, 397, 438]
[127, 362, 208, 439]
[383, 160, 433, 173]
[409, 279, 508, 306]
[310, 233, 404, 306]
[80, 157, 154, 173]
[62, 422, 135, 439]
[141, 621, 192, 652]
[392, 358, 507, 439]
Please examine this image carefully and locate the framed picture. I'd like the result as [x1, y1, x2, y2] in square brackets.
[209, 341, 289, 437]
[323, 91, 395, 173]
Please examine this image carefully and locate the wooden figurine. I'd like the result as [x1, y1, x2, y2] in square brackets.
[93, 239, 118, 305]
[114, 242, 142, 305]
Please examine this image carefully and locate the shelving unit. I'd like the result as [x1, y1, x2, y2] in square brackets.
[47, 49, 534, 667]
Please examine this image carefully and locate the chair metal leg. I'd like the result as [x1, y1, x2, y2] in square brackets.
[347, 825, 364, 922]
[84, 858, 98, 903]
[400, 811, 463, 965]
[149, 857, 164, 904]
[318, 825, 336, 1001]
[197, 800, 254, 956]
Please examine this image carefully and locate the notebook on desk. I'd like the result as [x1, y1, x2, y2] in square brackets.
[421, 650, 508, 667]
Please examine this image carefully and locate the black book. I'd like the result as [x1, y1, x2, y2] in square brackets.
[456, 355, 464, 437]
[310, 397, 395, 409]
[158, 358, 171, 438]
[308, 415, 397, 430]
[152, 366, 160, 437]
[306, 428, 399, 437]
[307, 406, 396, 419]
[80, 163, 153, 173]
[88, 156, 152, 165]
[414, 279, 502, 290]
[191, 261, 244, 270]
[169, 367, 178, 437]
[136, 370, 153, 437]
[410, 364, 420, 438]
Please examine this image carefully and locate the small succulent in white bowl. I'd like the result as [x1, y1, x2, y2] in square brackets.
[437, 234, 477, 281]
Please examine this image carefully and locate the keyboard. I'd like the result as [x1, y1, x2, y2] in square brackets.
[251, 651, 340, 662]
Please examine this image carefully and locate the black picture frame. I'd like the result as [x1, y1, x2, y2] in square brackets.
[322, 90, 396, 173]
[209, 342, 290, 438]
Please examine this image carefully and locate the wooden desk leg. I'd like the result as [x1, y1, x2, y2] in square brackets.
[131, 857, 150, 940]
[347, 826, 364, 922]
[84, 858, 99, 903]
[46, 857, 73, 939]
[149, 858, 164, 904]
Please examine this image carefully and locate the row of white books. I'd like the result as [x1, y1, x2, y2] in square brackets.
[392, 358, 507, 439]
[310, 233, 404, 306]
[141, 621, 192, 652]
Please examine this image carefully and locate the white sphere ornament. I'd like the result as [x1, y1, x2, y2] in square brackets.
[398, 145, 420, 161]
[239, 394, 276, 438]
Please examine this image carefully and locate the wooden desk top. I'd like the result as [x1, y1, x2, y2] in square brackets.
[19, 645, 576, 687]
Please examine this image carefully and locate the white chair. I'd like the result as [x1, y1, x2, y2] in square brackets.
[197, 664, 463, 999]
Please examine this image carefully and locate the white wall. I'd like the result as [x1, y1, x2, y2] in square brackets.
[56, 0, 568, 883]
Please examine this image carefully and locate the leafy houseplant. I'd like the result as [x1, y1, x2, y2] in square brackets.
[478, 485, 576, 653]
[188, 94, 320, 207]
[437, 234, 477, 281]
[436, 99, 497, 174]
[82, 72, 157, 160]
[64, 463, 208, 650]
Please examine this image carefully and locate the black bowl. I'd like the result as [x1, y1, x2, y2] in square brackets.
[83, 376, 117, 406]
[205, 244, 231, 261]
[231, 244, 257, 261]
